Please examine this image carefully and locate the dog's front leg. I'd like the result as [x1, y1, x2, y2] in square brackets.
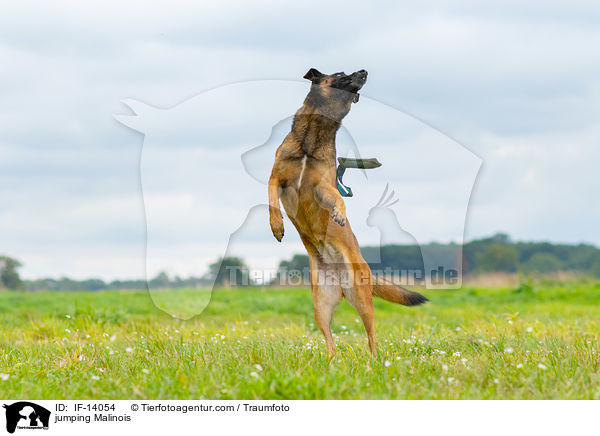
[315, 182, 346, 226]
[268, 174, 284, 241]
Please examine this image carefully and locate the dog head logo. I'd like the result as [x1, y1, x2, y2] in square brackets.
[115, 72, 481, 318]
[3, 402, 50, 434]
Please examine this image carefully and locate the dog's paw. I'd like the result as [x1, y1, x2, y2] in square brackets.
[331, 208, 346, 227]
[270, 221, 284, 242]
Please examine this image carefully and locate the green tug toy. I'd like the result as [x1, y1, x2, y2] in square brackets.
[336, 157, 382, 197]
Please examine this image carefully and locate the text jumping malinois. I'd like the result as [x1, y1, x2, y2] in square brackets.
[268, 68, 427, 355]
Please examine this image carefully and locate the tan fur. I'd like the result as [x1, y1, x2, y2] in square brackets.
[268, 69, 426, 356]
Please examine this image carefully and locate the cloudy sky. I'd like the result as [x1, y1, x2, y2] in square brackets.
[1, 0, 599, 280]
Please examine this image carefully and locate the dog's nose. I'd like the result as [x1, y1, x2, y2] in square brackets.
[355, 70, 368, 81]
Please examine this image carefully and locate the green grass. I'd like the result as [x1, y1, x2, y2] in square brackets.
[1, 281, 599, 399]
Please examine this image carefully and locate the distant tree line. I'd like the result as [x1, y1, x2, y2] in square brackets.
[2, 234, 600, 291]
[3, 256, 251, 291]
[280, 233, 600, 279]
[24, 274, 215, 292]
[462, 233, 600, 276]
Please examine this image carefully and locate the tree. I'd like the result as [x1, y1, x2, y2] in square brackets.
[475, 243, 519, 273]
[278, 254, 309, 273]
[207, 257, 250, 287]
[522, 253, 564, 274]
[0, 256, 23, 290]
[490, 233, 511, 244]
[148, 271, 170, 289]
[587, 254, 600, 277]
[80, 278, 107, 291]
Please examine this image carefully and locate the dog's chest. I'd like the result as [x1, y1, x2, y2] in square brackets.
[296, 155, 308, 189]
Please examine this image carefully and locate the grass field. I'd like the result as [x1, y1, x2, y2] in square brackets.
[1, 281, 599, 399]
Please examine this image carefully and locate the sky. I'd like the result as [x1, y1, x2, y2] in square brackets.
[1, 0, 599, 280]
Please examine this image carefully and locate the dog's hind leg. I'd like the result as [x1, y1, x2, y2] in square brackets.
[310, 256, 342, 356]
[341, 258, 378, 355]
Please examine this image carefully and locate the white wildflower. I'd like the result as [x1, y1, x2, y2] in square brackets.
[384, 360, 391, 367]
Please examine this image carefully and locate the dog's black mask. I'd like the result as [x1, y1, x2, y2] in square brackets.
[304, 68, 368, 104]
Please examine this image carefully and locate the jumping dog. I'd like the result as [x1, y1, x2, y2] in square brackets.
[268, 68, 427, 355]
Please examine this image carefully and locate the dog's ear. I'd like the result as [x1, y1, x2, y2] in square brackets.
[303, 68, 324, 82]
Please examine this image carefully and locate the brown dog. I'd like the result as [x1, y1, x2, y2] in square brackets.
[268, 68, 427, 355]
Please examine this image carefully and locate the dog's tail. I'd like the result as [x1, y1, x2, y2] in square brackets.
[372, 276, 428, 306]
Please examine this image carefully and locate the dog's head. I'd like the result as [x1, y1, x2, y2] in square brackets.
[303, 68, 368, 120]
